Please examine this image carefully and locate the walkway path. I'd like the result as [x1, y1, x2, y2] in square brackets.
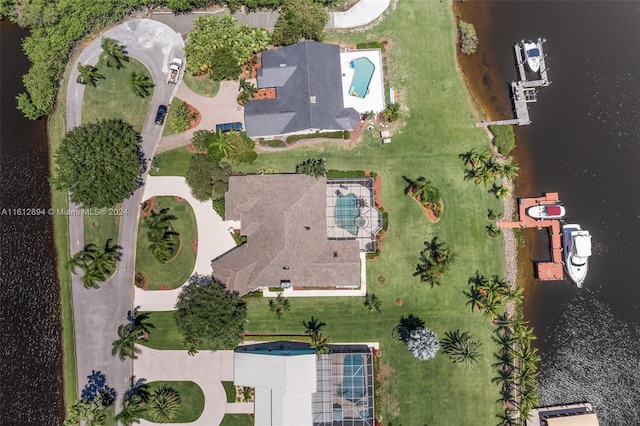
[134, 346, 237, 426]
[65, 19, 183, 405]
[150, 0, 392, 33]
[134, 176, 237, 311]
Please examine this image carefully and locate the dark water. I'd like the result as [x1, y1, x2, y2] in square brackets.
[456, 1, 640, 424]
[0, 20, 65, 425]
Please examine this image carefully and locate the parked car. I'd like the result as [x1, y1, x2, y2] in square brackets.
[155, 105, 168, 125]
[215, 122, 243, 133]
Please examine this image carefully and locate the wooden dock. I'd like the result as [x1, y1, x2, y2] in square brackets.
[476, 38, 550, 128]
[497, 192, 565, 281]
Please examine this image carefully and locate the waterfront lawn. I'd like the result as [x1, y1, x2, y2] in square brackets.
[232, 1, 505, 424]
[48, 86, 78, 407]
[81, 57, 153, 132]
[183, 72, 220, 98]
[151, 147, 193, 177]
[140, 381, 204, 423]
[135, 197, 197, 290]
[220, 414, 253, 426]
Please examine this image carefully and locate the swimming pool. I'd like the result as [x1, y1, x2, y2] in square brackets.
[349, 57, 375, 99]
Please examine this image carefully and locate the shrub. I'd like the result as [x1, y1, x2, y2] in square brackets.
[171, 102, 195, 133]
[325, 170, 367, 178]
[210, 48, 241, 81]
[212, 198, 225, 217]
[458, 20, 479, 55]
[356, 41, 386, 53]
[489, 124, 516, 154]
[380, 103, 400, 122]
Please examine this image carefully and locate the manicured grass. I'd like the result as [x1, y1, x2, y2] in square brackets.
[140, 381, 205, 423]
[48, 77, 78, 409]
[140, 311, 186, 350]
[183, 72, 220, 98]
[150, 147, 193, 177]
[135, 197, 197, 290]
[219, 414, 253, 426]
[222, 381, 236, 403]
[82, 57, 153, 132]
[83, 211, 119, 248]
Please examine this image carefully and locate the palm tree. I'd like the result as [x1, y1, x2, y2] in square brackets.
[115, 395, 146, 426]
[111, 324, 142, 361]
[147, 385, 181, 423]
[481, 294, 504, 321]
[100, 37, 128, 69]
[76, 63, 105, 87]
[464, 285, 484, 312]
[440, 329, 482, 368]
[124, 376, 150, 403]
[129, 71, 154, 97]
[394, 314, 425, 343]
[268, 293, 291, 319]
[209, 129, 233, 160]
[69, 240, 121, 288]
[407, 327, 440, 361]
[237, 78, 258, 104]
[500, 160, 520, 181]
[402, 176, 440, 205]
[311, 334, 330, 356]
[484, 157, 502, 180]
[474, 149, 492, 165]
[502, 285, 524, 305]
[491, 351, 514, 371]
[458, 148, 477, 167]
[491, 183, 511, 199]
[127, 306, 155, 337]
[144, 208, 176, 239]
[364, 292, 382, 313]
[302, 316, 326, 343]
[492, 368, 516, 386]
[464, 167, 484, 185]
[469, 270, 489, 288]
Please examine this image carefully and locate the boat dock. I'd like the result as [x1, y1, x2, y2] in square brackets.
[476, 38, 551, 128]
[497, 192, 564, 281]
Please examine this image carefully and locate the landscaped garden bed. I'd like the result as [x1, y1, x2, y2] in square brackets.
[134, 196, 197, 290]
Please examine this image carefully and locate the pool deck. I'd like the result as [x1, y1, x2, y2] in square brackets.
[339, 49, 385, 114]
[497, 192, 565, 281]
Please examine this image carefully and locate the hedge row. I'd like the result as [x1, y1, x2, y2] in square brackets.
[356, 41, 386, 53]
[285, 130, 350, 144]
[326, 170, 367, 178]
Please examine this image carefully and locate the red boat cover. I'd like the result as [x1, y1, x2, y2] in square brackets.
[546, 205, 561, 215]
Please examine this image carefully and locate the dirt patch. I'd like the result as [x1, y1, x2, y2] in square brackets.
[377, 275, 386, 284]
[378, 361, 400, 417]
[395, 298, 403, 306]
[174, 196, 185, 203]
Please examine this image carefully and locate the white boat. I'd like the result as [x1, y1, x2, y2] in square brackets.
[562, 224, 592, 288]
[523, 41, 541, 73]
[527, 204, 565, 220]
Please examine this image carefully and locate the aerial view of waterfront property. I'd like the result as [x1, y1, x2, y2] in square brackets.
[1, 1, 639, 426]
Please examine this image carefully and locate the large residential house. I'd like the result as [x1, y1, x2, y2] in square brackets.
[244, 41, 362, 138]
[210, 174, 381, 295]
[234, 341, 375, 426]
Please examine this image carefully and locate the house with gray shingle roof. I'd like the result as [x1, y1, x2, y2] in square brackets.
[211, 174, 377, 296]
[244, 41, 362, 138]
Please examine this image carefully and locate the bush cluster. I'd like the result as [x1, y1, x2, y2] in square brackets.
[488, 124, 516, 155]
[325, 169, 367, 178]
[356, 41, 386, 53]
[285, 130, 349, 144]
[458, 20, 479, 55]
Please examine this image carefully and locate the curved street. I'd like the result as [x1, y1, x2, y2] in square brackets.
[64, 1, 391, 422]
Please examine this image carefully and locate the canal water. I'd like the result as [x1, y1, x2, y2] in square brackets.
[455, 1, 640, 424]
[0, 20, 65, 425]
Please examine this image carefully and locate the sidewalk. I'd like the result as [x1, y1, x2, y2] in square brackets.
[134, 176, 237, 311]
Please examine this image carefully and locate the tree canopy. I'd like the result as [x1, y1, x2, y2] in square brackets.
[272, 0, 329, 46]
[174, 274, 247, 351]
[184, 15, 270, 75]
[51, 119, 144, 208]
[185, 154, 231, 201]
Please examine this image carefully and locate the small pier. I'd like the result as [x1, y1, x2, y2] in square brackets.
[497, 192, 564, 281]
[476, 38, 550, 128]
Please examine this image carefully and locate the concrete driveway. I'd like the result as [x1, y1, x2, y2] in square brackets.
[65, 19, 184, 405]
[134, 346, 241, 426]
[134, 176, 237, 311]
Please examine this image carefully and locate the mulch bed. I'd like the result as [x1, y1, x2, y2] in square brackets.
[407, 191, 443, 223]
[191, 238, 198, 254]
[140, 197, 156, 217]
[174, 196, 185, 203]
[185, 143, 206, 154]
[185, 102, 201, 129]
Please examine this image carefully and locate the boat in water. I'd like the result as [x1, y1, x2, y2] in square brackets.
[523, 41, 541, 73]
[527, 203, 565, 220]
[562, 224, 592, 287]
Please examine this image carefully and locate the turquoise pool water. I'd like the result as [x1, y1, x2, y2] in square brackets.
[335, 193, 360, 235]
[349, 57, 375, 99]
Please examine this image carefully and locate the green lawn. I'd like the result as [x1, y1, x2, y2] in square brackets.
[222, 381, 236, 403]
[135, 197, 197, 290]
[140, 381, 204, 423]
[162, 97, 188, 137]
[83, 211, 119, 248]
[151, 147, 193, 177]
[82, 57, 154, 132]
[183, 72, 220, 98]
[219, 414, 253, 426]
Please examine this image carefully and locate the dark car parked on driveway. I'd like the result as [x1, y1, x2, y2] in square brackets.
[215, 122, 243, 132]
[155, 105, 168, 125]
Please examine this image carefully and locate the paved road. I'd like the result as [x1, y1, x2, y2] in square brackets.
[151, 0, 391, 33]
[65, 19, 184, 408]
[134, 176, 237, 311]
